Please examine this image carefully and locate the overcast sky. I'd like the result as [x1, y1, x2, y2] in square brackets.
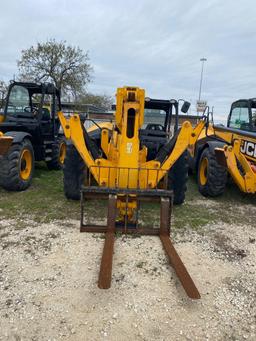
[0, 0, 255, 122]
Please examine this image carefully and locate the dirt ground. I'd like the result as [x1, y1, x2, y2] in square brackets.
[0, 210, 255, 341]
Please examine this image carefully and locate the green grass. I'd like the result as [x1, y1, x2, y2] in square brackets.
[0, 164, 255, 229]
[0, 163, 105, 223]
[173, 176, 256, 229]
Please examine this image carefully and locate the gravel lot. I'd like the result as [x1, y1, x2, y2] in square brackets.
[0, 210, 255, 340]
[0, 169, 255, 341]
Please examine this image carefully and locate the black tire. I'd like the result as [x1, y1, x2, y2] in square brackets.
[197, 147, 227, 197]
[167, 151, 188, 205]
[0, 139, 34, 191]
[63, 144, 86, 200]
[46, 137, 66, 170]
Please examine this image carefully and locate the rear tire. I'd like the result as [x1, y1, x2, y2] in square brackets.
[63, 144, 86, 200]
[197, 147, 227, 197]
[167, 151, 188, 205]
[0, 139, 34, 191]
[46, 137, 66, 170]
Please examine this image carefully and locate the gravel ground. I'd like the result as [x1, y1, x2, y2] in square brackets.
[0, 215, 255, 341]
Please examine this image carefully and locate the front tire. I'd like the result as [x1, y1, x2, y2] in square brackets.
[167, 151, 188, 205]
[197, 147, 227, 197]
[63, 144, 86, 200]
[0, 139, 34, 191]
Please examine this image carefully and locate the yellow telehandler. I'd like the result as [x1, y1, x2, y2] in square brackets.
[58, 86, 206, 299]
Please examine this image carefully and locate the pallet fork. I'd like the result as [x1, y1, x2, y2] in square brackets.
[80, 187, 200, 299]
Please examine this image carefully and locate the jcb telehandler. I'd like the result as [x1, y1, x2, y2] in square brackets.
[58, 86, 206, 299]
[0, 81, 66, 191]
[189, 98, 256, 196]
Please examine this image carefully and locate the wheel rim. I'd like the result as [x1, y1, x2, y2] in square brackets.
[199, 157, 208, 186]
[59, 142, 66, 164]
[20, 149, 32, 180]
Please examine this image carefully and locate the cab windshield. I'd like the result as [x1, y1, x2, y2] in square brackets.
[143, 109, 166, 129]
[7, 85, 30, 114]
[6, 85, 43, 118]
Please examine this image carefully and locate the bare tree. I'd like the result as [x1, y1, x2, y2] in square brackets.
[0, 80, 9, 108]
[18, 40, 93, 98]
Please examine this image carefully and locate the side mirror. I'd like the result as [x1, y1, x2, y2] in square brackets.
[181, 101, 190, 113]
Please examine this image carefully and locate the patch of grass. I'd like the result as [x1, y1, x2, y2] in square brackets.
[173, 202, 218, 229]
[0, 165, 255, 230]
[173, 176, 256, 229]
[213, 181, 256, 225]
[0, 162, 106, 223]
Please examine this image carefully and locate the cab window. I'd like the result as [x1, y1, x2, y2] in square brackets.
[143, 109, 166, 128]
[7, 85, 30, 115]
[229, 105, 250, 130]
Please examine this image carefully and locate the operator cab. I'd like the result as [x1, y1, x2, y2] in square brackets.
[1, 81, 61, 139]
[4, 82, 61, 119]
[140, 98, 190, 160]
[6, 84, 37, 120]
[228, 98, 256, 132]
[143, 98, 190, 134]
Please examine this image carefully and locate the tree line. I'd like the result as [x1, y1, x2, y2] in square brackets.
[0, 39, 112, 110]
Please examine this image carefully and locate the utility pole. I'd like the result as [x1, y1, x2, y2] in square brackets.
[198, 58, 207, 101]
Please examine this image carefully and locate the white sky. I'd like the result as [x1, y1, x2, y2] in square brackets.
[0, 0, 256, 122]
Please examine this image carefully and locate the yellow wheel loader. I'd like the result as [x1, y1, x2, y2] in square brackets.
[189, 100, 256, 196]
[58, 86, 206, 299]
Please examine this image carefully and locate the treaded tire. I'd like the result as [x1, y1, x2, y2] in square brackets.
[197, 147, 227, 197]
[63, 144, 86, 200]
[167, 151, 188, 205]
[46, 137, 66, 170]
[0, 139, 34, 191]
